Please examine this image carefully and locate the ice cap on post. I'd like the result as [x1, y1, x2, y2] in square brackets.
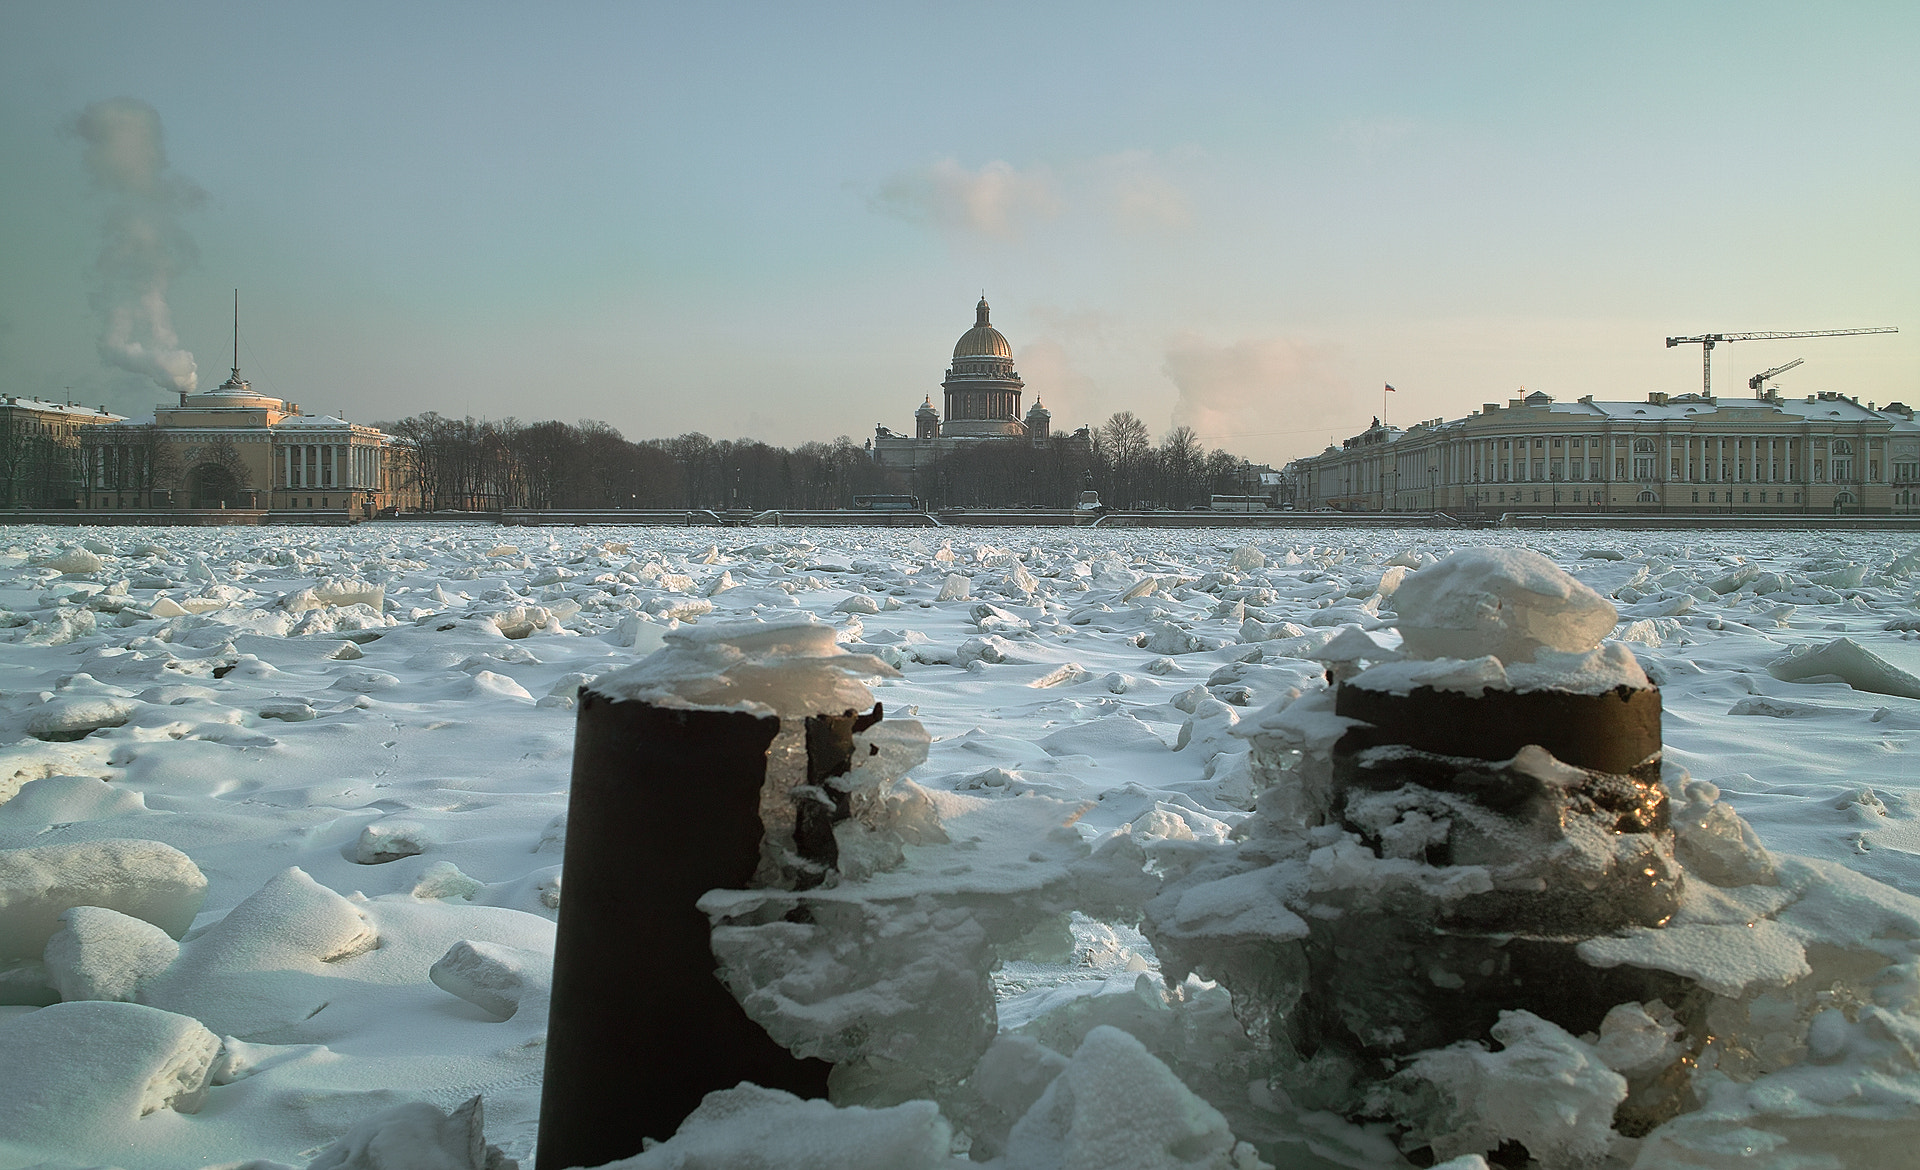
[589, 616, 896, 716]
[1392, 547, 1617, 663]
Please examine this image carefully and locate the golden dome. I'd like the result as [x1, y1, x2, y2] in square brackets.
[953, 297, 1012, 359]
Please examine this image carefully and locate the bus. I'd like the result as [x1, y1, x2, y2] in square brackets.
[1207, 495, 1271, 512]
[851, 494, 924, 511]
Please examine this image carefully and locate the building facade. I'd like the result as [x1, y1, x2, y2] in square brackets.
[1, 396, 125, 507]
[1290, 390, 1920, 515]
[77, 361, 394, 516]
[872, 298, 1090, 472]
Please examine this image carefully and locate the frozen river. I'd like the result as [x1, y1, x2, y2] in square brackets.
[1, 524, 1917, 1169]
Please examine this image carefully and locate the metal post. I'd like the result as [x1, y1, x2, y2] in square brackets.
[535, 694, 837, 1170]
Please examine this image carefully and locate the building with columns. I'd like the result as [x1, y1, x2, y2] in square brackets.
[78, 358, 394, 516]
[872, 297, 1090, 472]
[1289, 389, 1920, 515]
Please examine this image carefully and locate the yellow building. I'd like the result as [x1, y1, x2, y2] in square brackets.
[1, 396, 125, 507]
[79, 361, 393, 517]
[1290, 389, 1920, 516]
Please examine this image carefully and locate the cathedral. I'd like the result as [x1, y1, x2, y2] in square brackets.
[871, 297, 1090, 471]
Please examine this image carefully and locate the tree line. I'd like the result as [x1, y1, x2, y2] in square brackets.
[379, 410, 1267, 512]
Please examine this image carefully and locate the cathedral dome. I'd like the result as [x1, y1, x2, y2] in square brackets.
[952, 297, 1012, 359]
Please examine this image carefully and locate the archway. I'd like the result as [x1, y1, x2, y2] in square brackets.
[189, 462, 240, 508]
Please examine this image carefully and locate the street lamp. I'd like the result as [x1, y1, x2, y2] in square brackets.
[1427, 465, 1437, 512]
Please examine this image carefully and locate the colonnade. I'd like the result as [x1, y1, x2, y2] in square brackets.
[1394, 434, 1853, 492]
[279, 442, 377, 491]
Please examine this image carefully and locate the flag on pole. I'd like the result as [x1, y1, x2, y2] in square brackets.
[1384, 383, 1396, 392]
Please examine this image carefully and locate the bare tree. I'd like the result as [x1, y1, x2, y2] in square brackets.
[1160, 425, 1204, 507]
[1099, 411, 1151, 507]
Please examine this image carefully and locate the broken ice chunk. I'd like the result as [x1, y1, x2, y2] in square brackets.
[429, 940, 549, 1021]
[1766, 637, 1920, 700]
[307, 1094, 516, 1170]
[355, 820, 430, 864]
[1000, 1024, 1252, 1170]
[1388, 1010, 1625, 1168]
[43, 905, 181, 1002]
[0, 1001, 221, 1142]
[0, 839, 207, 963]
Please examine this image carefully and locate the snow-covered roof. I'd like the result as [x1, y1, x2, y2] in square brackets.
[1, 396, 124, 421]
[1440, 393, 1894, 427]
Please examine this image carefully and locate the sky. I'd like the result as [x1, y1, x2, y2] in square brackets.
[2, 2, 1915, 465]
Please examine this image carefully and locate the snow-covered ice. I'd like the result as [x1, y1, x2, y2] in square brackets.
[0, 524, 1918, 1168]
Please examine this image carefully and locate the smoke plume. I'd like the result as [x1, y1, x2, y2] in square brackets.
[73, 97, 204, 393]
[1163, 333, 1358, 458]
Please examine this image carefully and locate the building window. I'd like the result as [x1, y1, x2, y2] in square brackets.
[1692, 492, 1699, 502]
[1708, 491, 1716, 502]
[1743, 491, 1750, 503]
[1532, 490, 1541, 503]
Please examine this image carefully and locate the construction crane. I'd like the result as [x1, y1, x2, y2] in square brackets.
[1747, 357, 1804, 395]
[1664, 326, 1897, 397]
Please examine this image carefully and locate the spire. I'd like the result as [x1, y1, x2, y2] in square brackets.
[215, 288, 251, 394]
[976, 296, 990, 327]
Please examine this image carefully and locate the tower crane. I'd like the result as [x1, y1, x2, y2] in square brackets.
[1664, 326, 1897, 398]
[1747, 357, 1804, 395]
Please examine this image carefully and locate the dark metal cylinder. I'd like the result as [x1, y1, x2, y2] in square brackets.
[1334, 680, 1662, 779]
[535, 690, 831, 1170]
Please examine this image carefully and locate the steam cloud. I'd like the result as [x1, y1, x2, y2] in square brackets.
[73, 97, 204, 393]
[874, 158, 1060, 239]
[1164, 333, 1358, 456]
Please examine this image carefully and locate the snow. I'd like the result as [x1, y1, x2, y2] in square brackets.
[1391, 546, 1618, 662]
[0, 523, 1915, 1168]
[1347, 643, 1650, 697]
[590, 617, 894, 716]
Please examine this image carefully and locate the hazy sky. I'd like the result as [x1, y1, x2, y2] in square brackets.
[3, 2, 1915, 464]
